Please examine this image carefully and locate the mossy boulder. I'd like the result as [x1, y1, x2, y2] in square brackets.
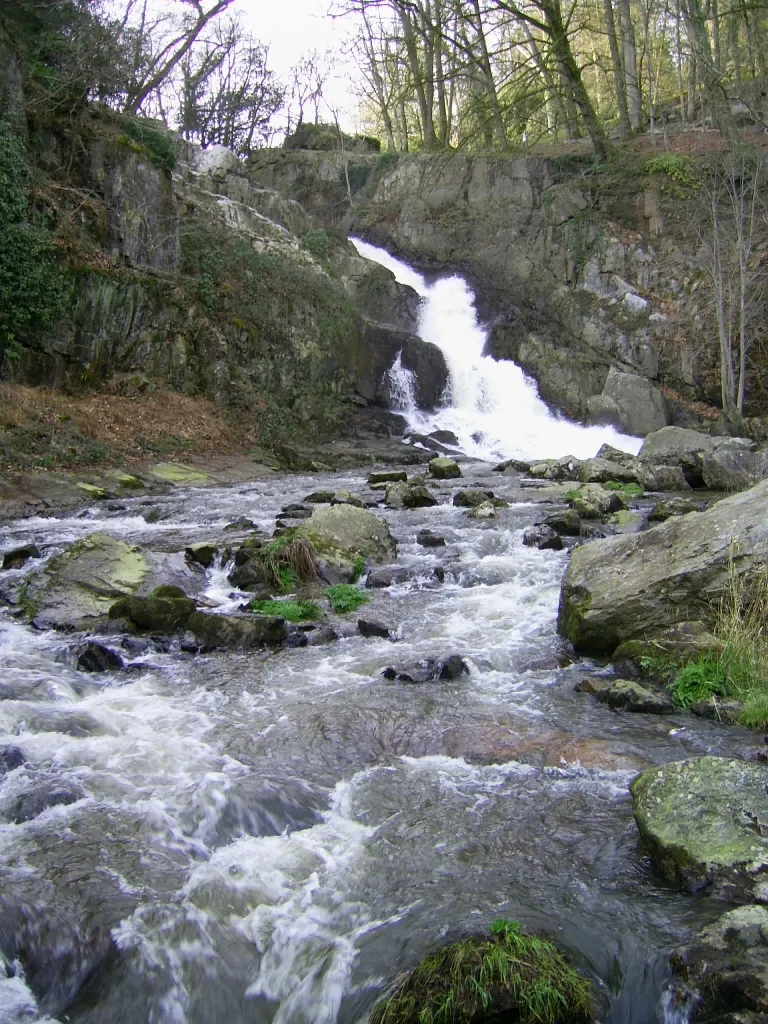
[558, 479, 768, 656]
[187, 611, 286, 649]
[630, 757, 768, 902]
[428, 457, 462, 479]
[613, 622, 722, 667]
[595, 679, 674, 714]
[23, 533, 149, 627]
[368, 470, 407, 485]
[385, 480, 438, 509]
[370, 920, 594, 1024]
[604, 509, 644, 533]
[109, 594, 195, 633]
[148, 463, 210, 485]
[112, 471, 144, 490]
[569, 484, 624, 520]
[453, 489, 495, 508]
[297, 504, 396, 579]
[76, 482, 109, 500]
[185, 542, 218, 568]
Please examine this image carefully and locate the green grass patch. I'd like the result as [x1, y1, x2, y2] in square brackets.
[603, 481, 643, 496]
[370, 919, 593, 1024]
[666, 558, 768, 726]
[351, 554, 366, 584]
[326, 584, 369, 614]
[248, 599, 322, 621]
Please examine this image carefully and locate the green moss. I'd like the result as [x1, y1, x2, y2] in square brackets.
[326, 584, 369, 614]
[351, 554, 366, 584]
[603, 481, 643, 496]
[148, 462, 210, 485]
[645, 154, 701, 196]
[371, 919, 593, 1024]
[117, 115, 178, 172]
[248, 599, 322, 621]
[76, 482, 109, 499]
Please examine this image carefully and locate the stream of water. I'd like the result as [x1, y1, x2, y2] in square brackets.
[0, 250, 750, 1024]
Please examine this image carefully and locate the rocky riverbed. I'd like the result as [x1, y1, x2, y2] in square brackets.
[2, 436, 768, 1023]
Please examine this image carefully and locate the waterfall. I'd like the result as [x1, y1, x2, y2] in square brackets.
[385, 352, 417, 413]
[351, 237, 642, 461]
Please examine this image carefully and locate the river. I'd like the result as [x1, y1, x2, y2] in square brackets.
[0, 248, 749, 1024]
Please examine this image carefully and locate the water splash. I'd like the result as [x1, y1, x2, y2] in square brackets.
[385, 351, 417, 413]
[351, 237, 642, 462]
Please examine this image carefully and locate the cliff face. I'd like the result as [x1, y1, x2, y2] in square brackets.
[247, 148, 737, 435]
[4, 120, 427, 442]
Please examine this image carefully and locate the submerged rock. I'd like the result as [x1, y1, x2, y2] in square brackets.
[417, 529, 446, 548]
[2, 544, 41, 571]
[366, 566, 410, 588]
[595, 679, 674, 714]
[428, 457, 462, 479]
[11, 779, 86, 823]
[382, 655, 470, 683]
[452, 489, 494, 508]
[76, 643, 124, 673]
[357, 619, 394, 639]
[523, 525, 563, 551]
[368, 470, 407, 485]
[558, 479, 768, 656]
[630, 757, 768, 901]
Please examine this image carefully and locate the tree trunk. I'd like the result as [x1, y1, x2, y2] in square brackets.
[602, 0, 631, 136]
[470, 0, 507, 147]
[680, 0, 735, 138]
[617, 0, 642, 130]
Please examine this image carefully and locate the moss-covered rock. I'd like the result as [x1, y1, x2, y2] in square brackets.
[453, 489, 495, 508]
[148, 463, 210, 485]
[595, 679, 674, 714]
[297, 504, 396, 579]
[76, 482, 110, 500]
[23, 532, 149, 627]
[385, 480, 438, 509]
[570, 484, 624, 520]
[185, 542, 218, 568]
[109, 594, 195, 633]
[428, 457, 461, 479]
[370, 920, 594, 1024]
[368, 470, 407, 485]
[630, 757, 768, 901]
[187, 611, 286, 649]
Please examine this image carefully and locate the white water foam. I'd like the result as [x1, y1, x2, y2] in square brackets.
[351, 237, 643, 462]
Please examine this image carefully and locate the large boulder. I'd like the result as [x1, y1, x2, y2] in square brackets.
[701, 444, 768, 492]
[630, 757, 768, 902]
[428, 457, 461, 479]
[187, 611, 286, 649]
[639, 427, 754, 487]
[557, 479, 768, 655]
[22, 533, 149, 628]
[385, 480, 438, 509]
[586, 367, 669, 436]
[399, 338, 449, 411]
[297, 504, 397, 577]
[569, 484, 624, 520]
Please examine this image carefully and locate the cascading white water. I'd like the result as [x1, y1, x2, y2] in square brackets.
[384, 352, 417, 413]
[351, 238, 643, 461]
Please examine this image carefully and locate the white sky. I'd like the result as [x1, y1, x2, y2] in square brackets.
[235, 0, 363, 131]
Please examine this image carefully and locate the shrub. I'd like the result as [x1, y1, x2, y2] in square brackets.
[248, 599, 322, 621]
[0, 122, 67, 358]
[118, 115, 179, 172]
[645, 154, 701, 195]
[301, 229, 330, 261]
[603, 481, 643, 496]
[326, 584, 369, 614]
[262, 535, 318, 593]
[370, 919, 593, 1024]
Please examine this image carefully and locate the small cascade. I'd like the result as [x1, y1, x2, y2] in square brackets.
[385, 351, 418, 413]
[351, 236, 642, 462]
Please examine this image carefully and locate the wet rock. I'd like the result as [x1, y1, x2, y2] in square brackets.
[630, 756, 768, 900]
[405, 431, 454, 454]
[428, 457, 462, 479]
[11, 780, 86, 823]
[574, 677, 614, 696]
[297, 504, 397, 580]
[613, 622, 722, 666]
[579, 457, 640, 485]
[596, 444, 638, 466]
[604, 509, 645, 533]
[0, 746, 25, 776]
[648, 496, 703, 521]
[366, 565, 410, 588]
[569, 484, 624, 519]
[2, 544, 41, 571]
[303, 490, 335, 504]
[596, 679, 674, 714]
[187, 611, 287, 649]
[228, 557, 269, 592]
[305, 624, 339, 646]
[417, 529, 446, 548]
[76, 642, 124, 673]
[330, 491, 365, 508]
[452, 489, 494, 508]
[399, 337, 449, 411]
[558, 479, 768, 656]
[493, 457, 531, 474]
[382, 656, 470, 683]
[385, 480, 439, 509]
[690, 697, 741, 722]
[223, 517, 257, 532]
[184, 542, 218, 568]
[468, 501, 504, 519]
[368, 470, 407, 485]
[109, 594, 196, 633]
[670, 905, 768, 1019]
[142, 505, 172, 523]
[429, 429, 459, 446]
[527, 456, 583, 482]
[284, 628, 308, 648]
[22, 533, 149, 628]
[523, 525, 563, 551]
[542, 509, 582, 536]
[358, 619, 394, 639]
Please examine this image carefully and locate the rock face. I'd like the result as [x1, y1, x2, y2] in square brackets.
[558, 479, 768, 655]
[298, 505, 397, 577]
[24, 533, 149, 628]
[399, 337, 449, 411]
[630, 757, 768, 902]
[587, 367, 669, 436]
[639, 426, 755, 487]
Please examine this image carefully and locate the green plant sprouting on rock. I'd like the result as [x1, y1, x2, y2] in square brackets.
[326, 584, 369, 614]
[645, 154, 702, 195]
[262, 535, 319, 593]
[603, 481, 643, 496]
[118, 114, 179, 172]
[370, 919, 594, 1024]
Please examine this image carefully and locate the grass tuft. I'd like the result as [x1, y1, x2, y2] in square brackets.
[326, 584, 370, 614]
[370, 919, 593, 1024]
[263, 535, 318, 593]
[248, 599, 322, 622]
[603, 481, 643, 496]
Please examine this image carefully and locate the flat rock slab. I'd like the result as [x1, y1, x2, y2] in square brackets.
[631, 756, 768, 902]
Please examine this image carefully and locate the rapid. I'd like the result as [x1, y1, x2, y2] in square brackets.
[0, 251, 748, 1024]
